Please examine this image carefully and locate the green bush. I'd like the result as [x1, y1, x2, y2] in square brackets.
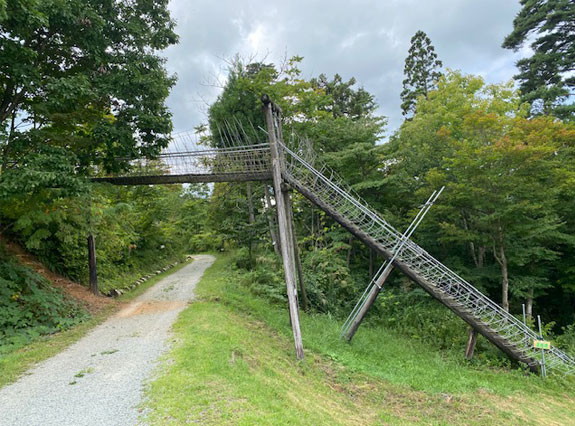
[0, 256, 89, 353]
[232, 250, 286, 304]
[303, 248, 356, 314]
[372, 288, 511, 367]
[555, 324, 575, 356]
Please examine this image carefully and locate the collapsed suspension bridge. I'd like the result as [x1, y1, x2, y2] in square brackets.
[95, 96, 575, 376]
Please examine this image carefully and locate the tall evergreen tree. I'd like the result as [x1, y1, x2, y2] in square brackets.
[502, 0, 575, 119]
[400, 30, 443, 117]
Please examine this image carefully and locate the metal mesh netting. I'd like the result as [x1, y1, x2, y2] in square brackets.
[102, 130, 271, 179]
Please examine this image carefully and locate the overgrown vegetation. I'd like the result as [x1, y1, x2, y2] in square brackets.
[204, 57, 575, 357]
[0, 250, 88, 354]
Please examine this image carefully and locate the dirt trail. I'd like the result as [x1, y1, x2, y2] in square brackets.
[0, 255, 215, 426]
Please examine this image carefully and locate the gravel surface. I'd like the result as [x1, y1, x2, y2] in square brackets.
[0, 255, 215, 426]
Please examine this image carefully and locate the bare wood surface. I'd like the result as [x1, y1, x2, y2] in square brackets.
[344, 266, 393, 341]
[87, 233, 99, 295]
[465, 328, 479, 360]
[263, 98, 304, 360]
[286, 174, 539, 371]
[284, 189, 309, 312]
[92, 172, 272, 186]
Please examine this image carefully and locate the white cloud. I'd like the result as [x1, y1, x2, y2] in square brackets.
[164, 0, 522, 136]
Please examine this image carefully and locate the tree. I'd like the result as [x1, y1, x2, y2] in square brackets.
[310, 74, 376, 120]
[400, 30, 443, 117]
[502, 0, 575, 119]
[0, 0, 178, 172]
[388, 71, 574, 314]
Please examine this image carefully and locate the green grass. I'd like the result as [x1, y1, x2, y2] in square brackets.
[143, 254, 575, 425]
[0, 257, 194, 389]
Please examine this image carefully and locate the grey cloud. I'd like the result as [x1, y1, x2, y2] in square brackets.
[164, 0, 522, 136]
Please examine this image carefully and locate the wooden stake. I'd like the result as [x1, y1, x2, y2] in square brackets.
[465, 328, 478, 360]
[87, 233, 99, 295]
[263, 96, 304, 360]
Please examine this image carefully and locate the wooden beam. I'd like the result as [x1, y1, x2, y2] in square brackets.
[465, 328, 478, 360]
[87, 233, 99, 295]
[263, 96, 304, 360]
[284, 188, 309, 311]
[92, 172, 272, 186]
[344, 265, 393, 341]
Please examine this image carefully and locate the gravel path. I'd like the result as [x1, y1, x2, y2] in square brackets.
[0, 255, 215, 426]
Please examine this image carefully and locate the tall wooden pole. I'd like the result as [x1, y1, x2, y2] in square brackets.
[87, 232, 99, 295]
[262, 95, 304, 360]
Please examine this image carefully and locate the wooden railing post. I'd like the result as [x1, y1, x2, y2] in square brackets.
[262, 95, 304, 360]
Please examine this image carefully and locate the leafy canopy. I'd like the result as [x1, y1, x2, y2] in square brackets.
[0, 0, 178, 172]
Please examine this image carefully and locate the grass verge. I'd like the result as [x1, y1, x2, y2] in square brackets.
[143, 254, 575, 425]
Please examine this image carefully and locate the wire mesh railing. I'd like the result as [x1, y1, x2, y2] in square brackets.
[100, 127, 272, 180]
[109, 144, 272, 178]
[280, 139, 575, 376]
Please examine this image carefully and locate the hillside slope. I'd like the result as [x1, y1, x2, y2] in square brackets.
[0, 235, 112, 314]
[142, 255, 575, 425]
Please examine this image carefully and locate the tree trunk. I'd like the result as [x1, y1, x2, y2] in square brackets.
[500, 246, 509, 312]
[478, 246, 485, 268]
[346, 235, 354, 267]
[493, 227, 509, 312]
[246, 182, 255, 224]
[526, 288, 533, 319]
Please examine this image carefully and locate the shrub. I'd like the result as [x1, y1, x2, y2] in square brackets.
[0, 256, 89, 353]
[303, 248, 355, 314]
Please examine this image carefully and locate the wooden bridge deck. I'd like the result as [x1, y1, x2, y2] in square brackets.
[93, 171, 272, 186]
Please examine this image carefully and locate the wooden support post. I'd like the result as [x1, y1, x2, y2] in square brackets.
[465, 328, 478, 360]
[263, 95, 304, 360]
[284, 188, 309, 311]
[87, 233, 99, 295]
[344, 265, 394, 341]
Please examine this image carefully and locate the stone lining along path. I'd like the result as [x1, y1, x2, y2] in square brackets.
[0, 255, 215, 426]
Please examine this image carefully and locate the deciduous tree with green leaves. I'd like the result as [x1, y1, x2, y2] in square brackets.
[388, 71, 575, 314]
[0, 0, 178, 172]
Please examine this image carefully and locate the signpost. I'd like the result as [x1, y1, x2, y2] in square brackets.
[537, 315, 547, 378]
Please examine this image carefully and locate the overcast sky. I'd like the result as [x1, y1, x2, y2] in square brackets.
[163, 0, 524, 138]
